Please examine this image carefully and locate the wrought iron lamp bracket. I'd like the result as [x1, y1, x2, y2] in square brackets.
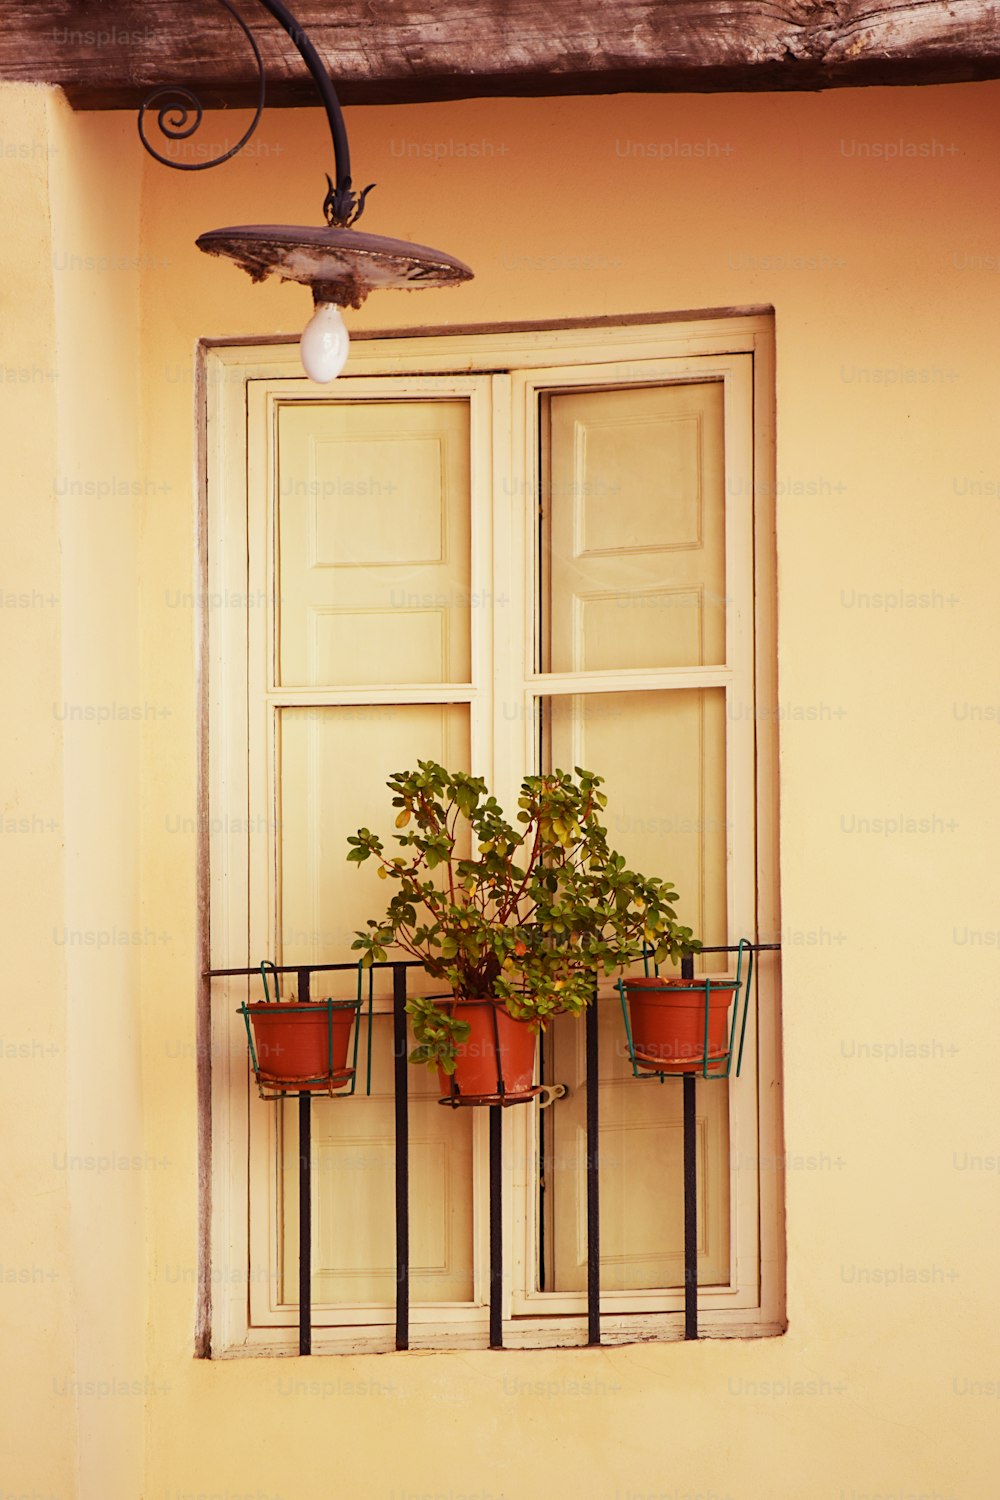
[137, 0, 471, 371]
[137, 0, 375, 229]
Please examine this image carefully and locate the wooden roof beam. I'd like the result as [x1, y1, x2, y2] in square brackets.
[2, 0, 999, 109]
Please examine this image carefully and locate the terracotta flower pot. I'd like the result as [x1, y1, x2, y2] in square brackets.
[622, 976, 738, 1074]
[437, 999, 538, 1106]
[245, 1001, 356, 1091]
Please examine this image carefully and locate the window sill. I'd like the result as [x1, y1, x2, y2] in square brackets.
[213, 1309, 786, 1359]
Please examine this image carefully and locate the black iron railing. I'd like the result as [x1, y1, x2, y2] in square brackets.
[206, 942, 779, 1354]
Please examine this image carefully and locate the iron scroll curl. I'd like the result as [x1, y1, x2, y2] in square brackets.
[137, 0, 373, 226]
[138, 0, 267, 172]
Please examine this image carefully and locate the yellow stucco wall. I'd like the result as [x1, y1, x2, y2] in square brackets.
[51, 98, 145, 1500]
[0, 84, 77, 1500]
[4, 76, 1000, 1499]
[1, 88, 144, 1499]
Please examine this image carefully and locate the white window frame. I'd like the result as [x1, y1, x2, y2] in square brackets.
[201, 311, 783, 1357]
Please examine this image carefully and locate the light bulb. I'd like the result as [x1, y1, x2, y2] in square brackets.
[299, 301, 349, 383]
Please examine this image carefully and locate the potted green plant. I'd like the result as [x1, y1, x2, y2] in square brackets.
[347, 760, 701, 1105]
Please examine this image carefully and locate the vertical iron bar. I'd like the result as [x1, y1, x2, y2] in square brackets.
[585, 989, 601, 1345]
[681, 954, 698, 1340]
[489, 1105, 503, 1348]
[537, 1032, 546, 1292]
[393, 964, 409, 1351]
[297, 967, 312, 1356]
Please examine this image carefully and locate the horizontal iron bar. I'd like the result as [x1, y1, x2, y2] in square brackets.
[698, 943, 780, 953]
[207, 944, 781, 980]
[204, 959, 424, 978]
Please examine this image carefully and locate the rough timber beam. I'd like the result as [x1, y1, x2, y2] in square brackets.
[2, 0, 1000, 109]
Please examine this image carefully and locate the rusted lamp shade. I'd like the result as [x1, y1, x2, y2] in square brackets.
[195, 223, 474, 309]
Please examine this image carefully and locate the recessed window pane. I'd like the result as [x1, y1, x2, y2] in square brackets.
[541, 382, 726, 673]
[541, 687, 728, 945]
[280, 1017, 474, 1308]
[539, 687, 730, 1293]
[276, 701, 474, 1309]
[277, 400, 472, 687]
[278, 702, 471, 992]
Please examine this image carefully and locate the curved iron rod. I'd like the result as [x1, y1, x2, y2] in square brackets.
[252, 0, 351, 193]
[138, 0, 265, 172]
[245, 0, 375, 222]
[139, 0, 373, 223]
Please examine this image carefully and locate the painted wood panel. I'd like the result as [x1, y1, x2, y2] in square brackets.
[277, 400, 472, 688]
[541, 687, 730, 1291]
[544, 382, 726, 674]
[280, 1015, 475, 1306]
[277, 703, 470, 979]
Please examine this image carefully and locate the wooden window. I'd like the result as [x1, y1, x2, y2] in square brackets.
[204, 313, 782, 1354]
